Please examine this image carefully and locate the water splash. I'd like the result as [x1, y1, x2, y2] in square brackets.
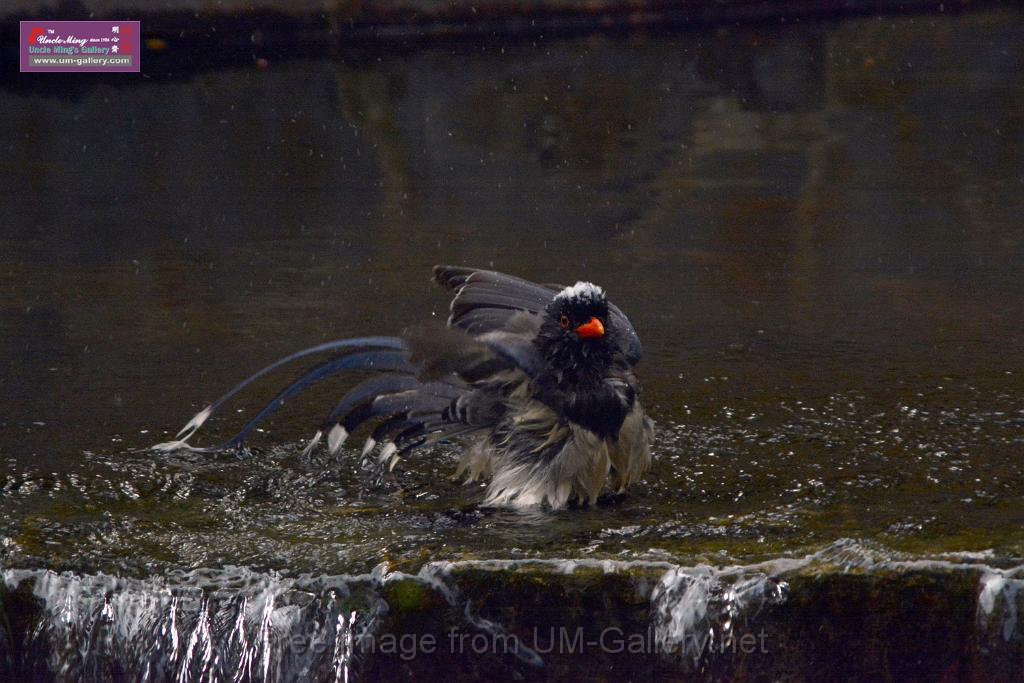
[650, 566, 787, 668]
[978, 571, 1024, 643]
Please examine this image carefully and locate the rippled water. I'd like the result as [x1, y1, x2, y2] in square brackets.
[1, 6, 1023, 678]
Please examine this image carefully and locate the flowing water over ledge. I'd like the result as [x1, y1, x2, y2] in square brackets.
[1, 6, 1023, 680]
[3, 543, 1024, 680]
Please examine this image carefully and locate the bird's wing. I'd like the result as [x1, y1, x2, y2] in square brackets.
[433, 265, 644, 365]
[404, 324, 544, 380]
[433, 265, 556, 333]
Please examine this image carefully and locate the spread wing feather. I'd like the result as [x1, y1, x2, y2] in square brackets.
[434, 265, 558, 332]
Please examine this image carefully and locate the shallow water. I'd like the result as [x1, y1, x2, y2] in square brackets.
[1, 4, 1023, 653]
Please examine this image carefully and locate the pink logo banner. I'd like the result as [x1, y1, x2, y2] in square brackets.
[20, 20, 140, 73]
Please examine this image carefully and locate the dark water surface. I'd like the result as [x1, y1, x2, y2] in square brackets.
[2, 9, 1023, 583]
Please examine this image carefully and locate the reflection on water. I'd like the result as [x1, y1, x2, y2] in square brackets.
[1, 8, 1023, 583]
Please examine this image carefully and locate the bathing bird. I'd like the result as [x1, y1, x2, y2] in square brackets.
[155, 266, 654, 508]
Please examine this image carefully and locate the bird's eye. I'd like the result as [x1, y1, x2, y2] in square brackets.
[559, 315, 570, 330]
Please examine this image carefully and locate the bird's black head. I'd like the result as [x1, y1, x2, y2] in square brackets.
[535, 282, 613, 383]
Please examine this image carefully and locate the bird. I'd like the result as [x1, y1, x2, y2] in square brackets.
[154, 266, 654, 509]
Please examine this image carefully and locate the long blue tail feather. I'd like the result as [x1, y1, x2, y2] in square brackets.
[156, 334, 488, 461]
[189, 337, 403, 431]
[153, 341, 409, 452]
[205, 350, 415, 451]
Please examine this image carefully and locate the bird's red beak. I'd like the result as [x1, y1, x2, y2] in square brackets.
[575, 317, 605, 339]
